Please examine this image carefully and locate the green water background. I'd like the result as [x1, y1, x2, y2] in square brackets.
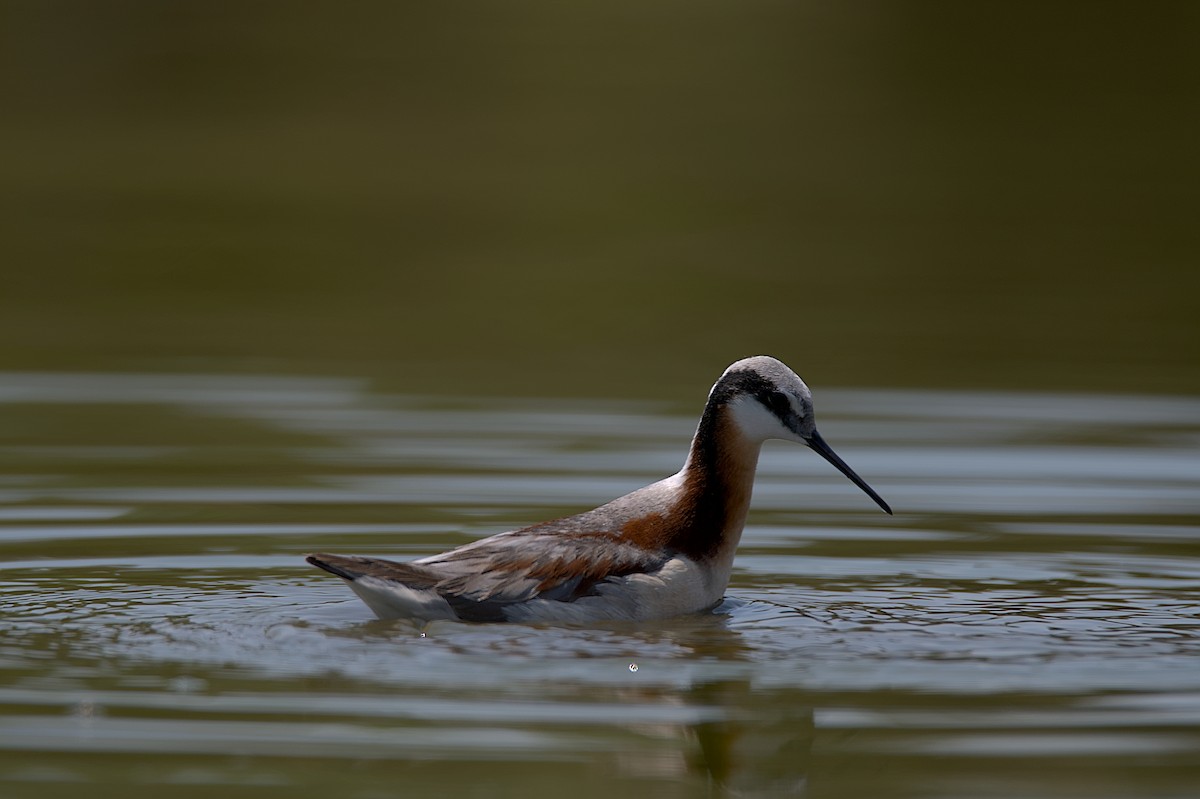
[2, 2, 1196, 397]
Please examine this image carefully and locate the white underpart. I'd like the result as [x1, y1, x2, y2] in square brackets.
[343, 554, 724, 623]
[344, 554, 726, 623]
[503, 556, 724, 623]
[348, 577, 457, 621]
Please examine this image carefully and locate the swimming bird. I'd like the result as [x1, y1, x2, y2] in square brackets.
[307, 356, 891, 623]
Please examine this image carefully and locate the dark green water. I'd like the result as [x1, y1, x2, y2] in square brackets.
[1, 2, 1197, 396]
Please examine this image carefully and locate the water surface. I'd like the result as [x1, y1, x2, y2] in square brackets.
[1, 373, 1198, 798]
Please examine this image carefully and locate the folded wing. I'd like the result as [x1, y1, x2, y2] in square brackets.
[307, 531, 667, 622]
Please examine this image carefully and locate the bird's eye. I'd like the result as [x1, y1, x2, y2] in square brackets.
[765, 390, 791, 417]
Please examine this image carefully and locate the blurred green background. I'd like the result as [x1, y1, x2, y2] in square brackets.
[2, 1, 1197, 398]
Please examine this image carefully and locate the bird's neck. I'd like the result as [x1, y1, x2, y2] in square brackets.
[672, 402, 763, 562]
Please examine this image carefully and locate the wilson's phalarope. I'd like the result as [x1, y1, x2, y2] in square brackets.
[307, 356, 891, 623]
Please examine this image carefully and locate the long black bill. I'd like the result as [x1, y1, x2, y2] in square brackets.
[805, 429, 892, 515]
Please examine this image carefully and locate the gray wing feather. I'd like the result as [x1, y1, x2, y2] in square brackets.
[309, 533, 668, 622]
[419, 532, 667, 604]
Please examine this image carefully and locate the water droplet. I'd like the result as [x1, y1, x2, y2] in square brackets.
[167, 676, 207, 694]
[71, 700, 98, 719]
[628, 663, 638, 673]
